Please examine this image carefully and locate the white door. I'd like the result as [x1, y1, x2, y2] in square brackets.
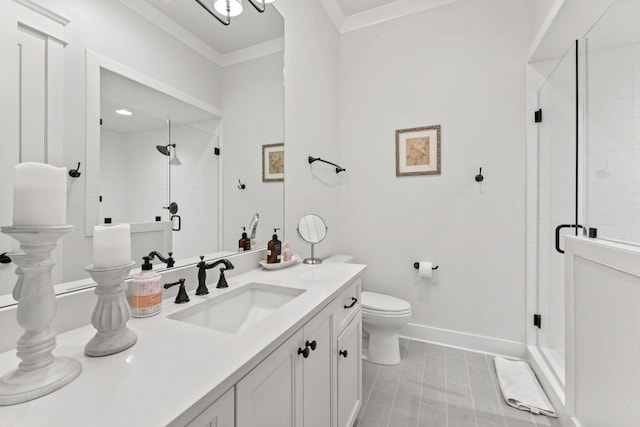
[337, 313, 362, 427]
[236, 330, 303, 427]
[302, 311, 333, 427]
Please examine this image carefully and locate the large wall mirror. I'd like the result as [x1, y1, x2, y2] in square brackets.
[0, 0, 284, 304]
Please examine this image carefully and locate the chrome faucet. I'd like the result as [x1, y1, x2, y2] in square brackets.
[196, 256, 235, 294]
[248, 212, 259, 243]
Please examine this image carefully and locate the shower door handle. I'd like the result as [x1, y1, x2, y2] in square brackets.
[171, 215, 181, 232]
[555, 224, 584, 254]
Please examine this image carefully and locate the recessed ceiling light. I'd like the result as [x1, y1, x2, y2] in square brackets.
[115, 109, 133, 116]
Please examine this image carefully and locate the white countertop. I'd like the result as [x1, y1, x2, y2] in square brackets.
[0, 261, 365, 427]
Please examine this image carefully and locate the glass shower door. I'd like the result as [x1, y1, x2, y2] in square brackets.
[535, 42, 578, 385]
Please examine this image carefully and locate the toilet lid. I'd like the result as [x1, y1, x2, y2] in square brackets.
[361, 291, 411, 313]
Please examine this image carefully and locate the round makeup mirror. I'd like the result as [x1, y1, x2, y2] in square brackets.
[297, 214, 328, 264]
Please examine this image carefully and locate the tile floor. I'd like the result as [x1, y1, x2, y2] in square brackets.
[355, 339, 573, 427]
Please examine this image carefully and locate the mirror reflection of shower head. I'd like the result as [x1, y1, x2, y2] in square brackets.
[156, 143, 182, 165]
[156, 144, 175, 156]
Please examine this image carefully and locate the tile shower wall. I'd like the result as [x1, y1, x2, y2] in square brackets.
[99, 122, 220, 261]
[585, 44, 640, 243]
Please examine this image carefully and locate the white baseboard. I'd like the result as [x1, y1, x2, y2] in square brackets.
[400, 322, 526, 358]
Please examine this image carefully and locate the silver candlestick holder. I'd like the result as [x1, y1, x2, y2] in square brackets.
[84, 262, 137, 357]
[0, 225, 82, 406]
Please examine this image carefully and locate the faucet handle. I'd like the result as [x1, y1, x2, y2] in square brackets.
[216, 268, 229, 289]
[164, 278, 189, 304]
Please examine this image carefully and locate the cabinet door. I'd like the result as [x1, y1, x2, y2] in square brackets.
[303, 308, 333, 427]
[236, 329, 303, 427]
[337, 312, 362, 427]
[186, 387, 234, 427]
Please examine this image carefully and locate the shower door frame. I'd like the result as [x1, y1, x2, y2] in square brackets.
[530, 39, 582, 398]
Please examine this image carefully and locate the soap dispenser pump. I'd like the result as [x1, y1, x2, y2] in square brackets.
[238, 227, 251, 252]
[267, 228, 282, 264]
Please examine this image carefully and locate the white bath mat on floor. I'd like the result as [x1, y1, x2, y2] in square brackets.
[494, 356, 557, 417]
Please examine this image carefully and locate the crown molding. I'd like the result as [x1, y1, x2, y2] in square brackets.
[117, 0, 224, 65]
[222, 37, 284, 67]
[13, 0, 70, 26]
[319, 0, 460, 34]
[117, 0, 283, 68]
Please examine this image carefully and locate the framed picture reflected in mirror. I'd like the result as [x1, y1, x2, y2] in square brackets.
[262, 143, 284, 182]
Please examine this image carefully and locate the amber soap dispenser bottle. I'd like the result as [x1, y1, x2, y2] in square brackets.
[238, 227, 251, 252]
[267, 228, 282, 264]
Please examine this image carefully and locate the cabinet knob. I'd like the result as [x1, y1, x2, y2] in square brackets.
[298, 346, 310, 358]
[339, 349, 348, 358]
[306, 340, 317, 351]
[343, 297, 357, 309]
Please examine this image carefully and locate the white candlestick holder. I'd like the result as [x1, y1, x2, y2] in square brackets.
[84, 262, 137, 357]
[0, 225, 82, 406]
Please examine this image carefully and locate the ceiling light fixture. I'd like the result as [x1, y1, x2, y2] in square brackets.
[115, 109, 133, 116]
[194, 0, 274, 26]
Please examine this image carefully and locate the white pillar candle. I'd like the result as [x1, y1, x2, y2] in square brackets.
[13, 162, 67, 226]
[93, 224, 132, 268]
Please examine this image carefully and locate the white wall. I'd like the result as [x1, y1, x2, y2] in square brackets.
[275, 0, 341, 260]
[222, 52, 284, 251]
[41, 0, 223, 281]
[338, 0, 529, 353]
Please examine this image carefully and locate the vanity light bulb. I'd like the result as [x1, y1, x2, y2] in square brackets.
[214, 0, 243, 17]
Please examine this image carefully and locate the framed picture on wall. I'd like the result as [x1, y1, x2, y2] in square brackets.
[262, 143, 284, 182]
[395, 125, 441, 176]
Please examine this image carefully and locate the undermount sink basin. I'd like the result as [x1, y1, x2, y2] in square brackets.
[168, 283, 306, 335]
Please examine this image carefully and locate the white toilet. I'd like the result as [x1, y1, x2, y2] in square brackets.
[361, 291, 412, 365]
[324, 255, 412, 366]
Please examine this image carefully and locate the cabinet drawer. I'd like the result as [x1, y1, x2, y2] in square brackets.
[334, 277, 361, 335]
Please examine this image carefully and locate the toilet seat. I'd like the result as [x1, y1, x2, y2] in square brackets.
[361, 291, 412, 316]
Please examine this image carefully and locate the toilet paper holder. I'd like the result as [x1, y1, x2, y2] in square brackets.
[413, 262, 438, 270]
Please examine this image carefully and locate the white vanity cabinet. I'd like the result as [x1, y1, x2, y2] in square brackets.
[236, 304, 334, 427]
[333, 277, 362, 427]
[302, 308, 334, 427]
[336, 313, 362, 427]
[236, 328, 304, 427]
[186, 387, 234, 427]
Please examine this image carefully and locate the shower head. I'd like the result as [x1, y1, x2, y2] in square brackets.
[156, 144, 175, 156]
